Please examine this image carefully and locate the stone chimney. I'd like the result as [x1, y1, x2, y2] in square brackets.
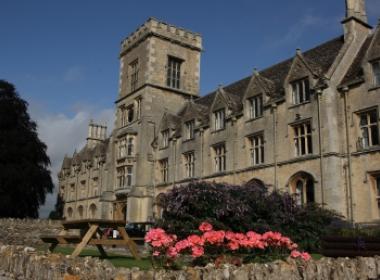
[342, 0, 371, 39]
[345, 0, 368, 23]
[87, 120, 107, 148]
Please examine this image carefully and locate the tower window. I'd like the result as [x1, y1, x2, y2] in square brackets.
[167, 56, 182, 89]
[117, 167, 125, 188]
[130, 59, 139, 91]
[248, 95, 263, 119]
[359, 109, 379, 149]
[126, 166, 133, 187]
[161, 130, 169, 148]
[214, 109, 225, 131]
[293, 122, 313, 156]
[372, 60, 380, 87]
[184, 152, 195, 178]
[292, 78, 310, 104]
[213, 144, 226, 173]
[249, 134, 264, 165]
[184, 120, 195, 140]
[159, 159, 169, 183]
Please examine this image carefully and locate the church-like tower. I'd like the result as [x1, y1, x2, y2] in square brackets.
[113, 18, 202, 222]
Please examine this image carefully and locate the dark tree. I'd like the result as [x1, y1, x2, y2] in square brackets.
[0, 80, 54, 218]
[49, 194, 64, 220]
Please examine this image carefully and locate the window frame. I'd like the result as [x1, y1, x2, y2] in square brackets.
[292, 121, 313, 157]
[213, 143, 226, 173]
[358, 108, 379, 149]
[291, 78, 311, 105]
[184, 120, 195, 140]
[183, 152, 195, 178]
[371, 60, 380, 88]
[159, 159, 169, 183]
[213, 109, 226, 131]
[161, 130, 169, 148]
[167, 56, 182, 89]
[247, 94, 263, 120]
[130, 59, 139, 92]
[248, 133, 265, 166]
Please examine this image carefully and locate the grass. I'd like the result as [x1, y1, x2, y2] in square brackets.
[38, 245, 152, 270]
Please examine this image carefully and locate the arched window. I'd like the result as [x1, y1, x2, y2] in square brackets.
[89, 204, 97, 218]
[78, 205, 84, 219]
[67, 207, 73, 218]
[289, 172, 315, 206]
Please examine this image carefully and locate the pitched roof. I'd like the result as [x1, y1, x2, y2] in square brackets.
[340, 35, 373, 86]
[195, 36, 345, 109]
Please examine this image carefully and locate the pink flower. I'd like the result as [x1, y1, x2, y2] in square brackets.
[166, 246, 178, 258]
[153, 251, 160, 256]
[203, 230, 225, 244]
[228, 241, 240, 251]
[225, 231, 236, 241]
[187, 234, 205, 246]
[290, 250, 302, 258]
[199, 222, 213, 232]
[191, 246, 204, 258]
[301, 252, 311, 261]
[175, 239, 191, 252]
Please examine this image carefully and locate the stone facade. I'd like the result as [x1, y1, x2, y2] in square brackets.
[59, 0, 380, 223]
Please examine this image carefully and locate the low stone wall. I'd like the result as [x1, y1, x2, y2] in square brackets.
[2, 245, 380, 279]
[0, 219, 62, 247]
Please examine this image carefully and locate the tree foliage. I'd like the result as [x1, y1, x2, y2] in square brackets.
[49, 194, 64, 220]
[0, 80, 54, 218]
[156, 181, 341, 251]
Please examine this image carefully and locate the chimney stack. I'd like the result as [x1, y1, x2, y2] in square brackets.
[87, 120, 107, 148]
[345, 0, 368, 24]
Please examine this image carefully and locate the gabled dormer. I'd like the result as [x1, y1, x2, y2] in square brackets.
[158, 112, 180, 148]
[243, 70, 275, 120]
[367, 23, 380, 88]
[285, 50, 321, 105]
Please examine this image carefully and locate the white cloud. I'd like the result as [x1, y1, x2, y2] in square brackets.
[30, 106, 115, 218]
[63, 66, 85, 82]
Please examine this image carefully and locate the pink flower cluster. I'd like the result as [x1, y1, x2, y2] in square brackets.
[144, 222, 311, 261]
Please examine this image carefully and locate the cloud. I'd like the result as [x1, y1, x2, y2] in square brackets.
[31, 106, 115, 218]
[63, 66, 85, 82]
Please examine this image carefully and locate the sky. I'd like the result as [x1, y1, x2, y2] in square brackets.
[1, 0, 379, 217]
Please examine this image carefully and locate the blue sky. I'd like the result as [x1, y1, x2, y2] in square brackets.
[1, 0, 379, 216]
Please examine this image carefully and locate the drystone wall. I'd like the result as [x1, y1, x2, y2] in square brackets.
[0, 219, 62, 247]
[1, 245, 380, 280]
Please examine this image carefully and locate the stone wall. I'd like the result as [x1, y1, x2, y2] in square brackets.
[2, 245, 380, 279]
[0, 219, 62, 248]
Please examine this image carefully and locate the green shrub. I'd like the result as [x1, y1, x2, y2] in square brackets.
[156, 181, 341, 252]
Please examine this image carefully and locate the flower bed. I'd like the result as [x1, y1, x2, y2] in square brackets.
[145, 222, 310, 268]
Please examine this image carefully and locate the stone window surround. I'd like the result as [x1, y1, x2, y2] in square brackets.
[166, 56, 183, 89]
[247, 132, 265, 166]
[290, 77, 311, 105]
[247, 94, 264, 120]
[129, 59, 139, 92]
[212, 143, 226, 173]
[183, 151, 195, 178]
[213, 109, 226, 131]
[161, 129, 169, 149]
[291, 120, 313, 157]
[371, 59, 380, 88]
[159, 158, 169, 183]
[184, 119, 195, 140]
[355, 107, 379, 150]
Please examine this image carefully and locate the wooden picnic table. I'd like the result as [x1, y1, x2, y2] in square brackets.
[41, 219, 140, 259]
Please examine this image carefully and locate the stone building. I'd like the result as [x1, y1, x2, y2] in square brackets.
[58, 0, 380, 224]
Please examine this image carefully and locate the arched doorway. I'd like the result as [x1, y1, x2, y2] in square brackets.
[288, 172, 315, 206]
[77, 205, 84, 219]
[89, 204, 97, 218]
[245, 178, 266, 189]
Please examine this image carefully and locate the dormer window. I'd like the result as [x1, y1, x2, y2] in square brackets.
[292, 78, 310, 104]
[184, 120, 195, 140]
[214, 109, 225, 131]
[358, 109, 379, 149]
[167, 56, 182, 89]
[372, 60, 380, 87]
[162, 130, 169, 148]
[248, 95, 263, 119]
[130, 59, 139, 92]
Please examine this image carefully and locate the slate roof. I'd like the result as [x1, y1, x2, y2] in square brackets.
[194, 36, 345, 110]
[340, 35, 374, 86]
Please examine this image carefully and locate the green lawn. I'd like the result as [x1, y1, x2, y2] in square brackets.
[39, 245, 152, 270]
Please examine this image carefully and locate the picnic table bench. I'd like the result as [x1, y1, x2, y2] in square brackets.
[40, 219, 140, 259]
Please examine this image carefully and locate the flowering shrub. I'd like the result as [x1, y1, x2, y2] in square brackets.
[145, 221, 311, 268]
